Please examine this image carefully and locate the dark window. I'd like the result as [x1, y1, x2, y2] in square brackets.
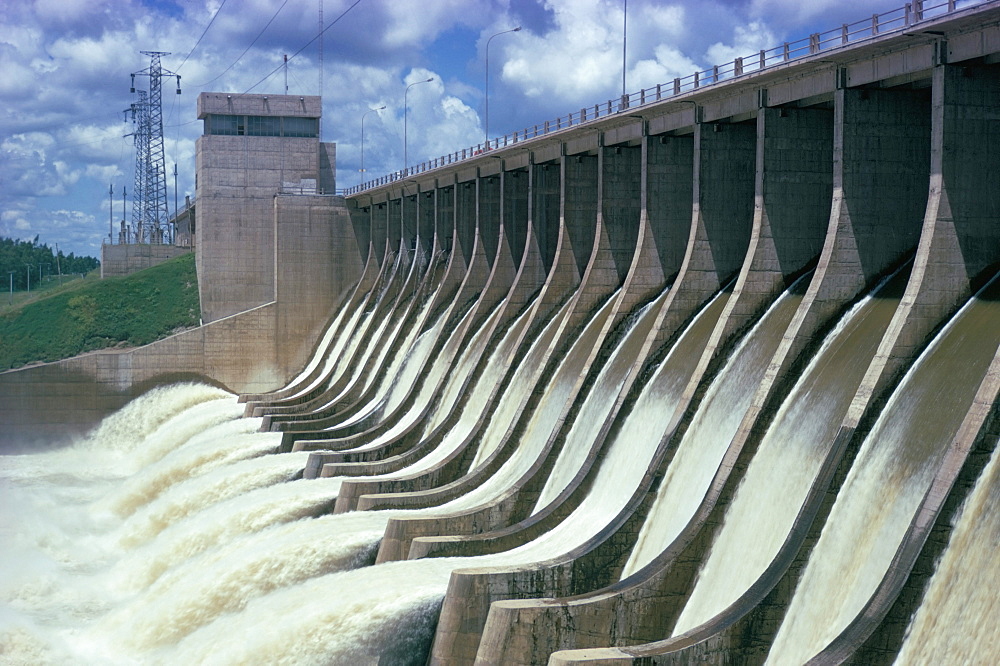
[207, 114, 239, 135]
[282, 116, 319, 138]
[247, 115, 280, 136]
[204, 114, 318, 138]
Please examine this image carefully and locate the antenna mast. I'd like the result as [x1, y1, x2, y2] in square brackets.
[130, 51, 181, 244]
[318, 0, 324, 98]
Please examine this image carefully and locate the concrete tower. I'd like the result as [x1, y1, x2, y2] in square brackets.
[195, 92, 337, 322]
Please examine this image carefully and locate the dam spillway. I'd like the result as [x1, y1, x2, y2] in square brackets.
[3, 3, 1000, 664]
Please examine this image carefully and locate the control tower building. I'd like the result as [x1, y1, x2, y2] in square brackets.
[195, 92, 336, 322]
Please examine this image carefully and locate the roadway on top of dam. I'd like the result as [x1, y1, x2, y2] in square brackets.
[346, 1, 1000, 206]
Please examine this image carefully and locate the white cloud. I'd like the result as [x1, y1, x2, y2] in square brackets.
[748, 0, 881, 28]
[704, 21, 777, 67]
[497, 1, 707, 109]
[0, 0, 898, 256]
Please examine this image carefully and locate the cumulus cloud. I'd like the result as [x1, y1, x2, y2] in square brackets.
[0, 0, 897, 256]
[704, 20, 777, 69]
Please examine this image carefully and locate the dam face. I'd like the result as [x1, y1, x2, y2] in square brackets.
[2, 3, 1000, 665]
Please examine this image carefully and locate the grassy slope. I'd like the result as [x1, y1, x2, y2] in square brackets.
[0, 253, 200, 371]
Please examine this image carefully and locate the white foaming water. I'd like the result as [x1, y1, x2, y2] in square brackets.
[81, 383, 235, 457]
[468, 298, 573, 469]
[438, 292, 618, 514]
[290, 300, 366, 401]
[134, 292, 741, 666]
[531, 291, 665, 512]
[343, 300, 486, 453]
[280, 293, 356, 397]
[92, 511, 389, 652]
[113, 439, 295, 550]
[401, 302, 537, 474]
[421, 300, 511, 436]
[0, 383, 293, 664]
[98, 415, 270, 519]
[509, 289, 729, 560]
[622, 284, 805, 578]
[673, 276, 903, 634]
[333, 302, 448, 429]
[0, 295, 573, 665]
[115, 475, 342, 591]
[893, 438, 1000, 665]
[766, 276, 1000, 665]
[165, 558, 460, 666]
[0, 384, 234, 483]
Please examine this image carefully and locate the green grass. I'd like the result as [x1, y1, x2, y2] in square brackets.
[0, 253, 200, 371]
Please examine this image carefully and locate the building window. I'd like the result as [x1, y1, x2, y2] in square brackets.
[204, 114, 318, 138]
[247, 115, 281, 136]
[207, 114, 240, 135]
[282, 117, 319, 138]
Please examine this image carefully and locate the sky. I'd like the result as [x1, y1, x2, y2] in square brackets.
[0, 0, 916, 258]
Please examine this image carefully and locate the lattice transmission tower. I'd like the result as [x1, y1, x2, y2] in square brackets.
[129, 51, 181, 244]
[125, 90, 149, 244]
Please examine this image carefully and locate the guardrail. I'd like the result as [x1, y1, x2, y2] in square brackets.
[345, 0, 978, 196]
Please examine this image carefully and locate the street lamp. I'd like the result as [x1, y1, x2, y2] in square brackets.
[360, 105, 386, 182]
[485, 26, 521, 149]
[403, 77, 434, 172]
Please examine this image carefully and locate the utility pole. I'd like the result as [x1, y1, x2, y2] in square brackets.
[130, 51, 181, 244]
[173, 163, 178, 245]
[122, 185, 128, 243]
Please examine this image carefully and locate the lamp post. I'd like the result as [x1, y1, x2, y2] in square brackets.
[403, 77, 434, 172]
[24, 264, 31, 293]
[485, 26, 521, 149]
[622, 0, 628, 100]
[360, 105, 386, 182]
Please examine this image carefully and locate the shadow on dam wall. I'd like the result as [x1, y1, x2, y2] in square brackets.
[1, 6, 1000, 664]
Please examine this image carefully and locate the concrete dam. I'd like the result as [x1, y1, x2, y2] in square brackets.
[1, 3, 999, 664]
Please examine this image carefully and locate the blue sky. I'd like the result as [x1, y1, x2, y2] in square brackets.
[1, 0, 918, 257]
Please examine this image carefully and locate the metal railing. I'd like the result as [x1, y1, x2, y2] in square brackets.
[345, 0, 979, 196]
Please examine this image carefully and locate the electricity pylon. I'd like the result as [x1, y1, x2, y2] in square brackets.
[126, 91, 149, 243]
[130, 51, 181, 244]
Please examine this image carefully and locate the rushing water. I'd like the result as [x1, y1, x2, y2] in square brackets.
[0, 289, 607, 664]
[505, 289, 730, 561]
[0, 282, 657, 664]
[672, 270, 907, 633]
[892, 438, 1000, 664]
[621, 282, 806, 578]
[765, 272, 1000, 665]
[6, 262, 995, 665]
[531, 291, 664, 512]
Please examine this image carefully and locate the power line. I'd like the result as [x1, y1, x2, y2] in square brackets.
[241, 0, 365, 95]
[191, 0, 291, 88]
[176, 0, 229, 71]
